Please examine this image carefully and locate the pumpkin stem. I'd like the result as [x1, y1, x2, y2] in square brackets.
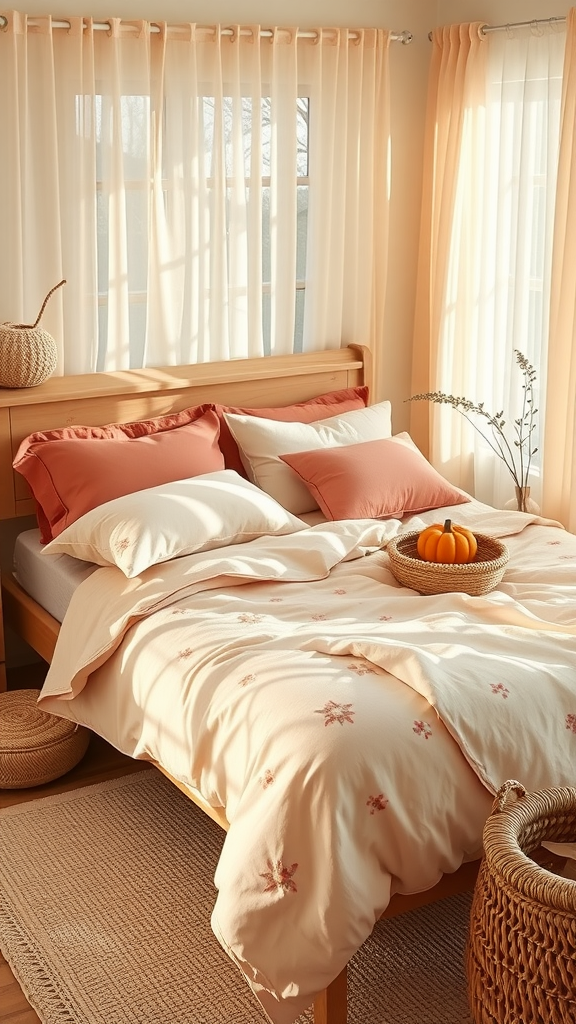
[443, 519, 452, 532]
[31, 279, 67, 329]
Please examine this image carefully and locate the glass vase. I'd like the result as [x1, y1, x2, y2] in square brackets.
[504, 486, 540, 514]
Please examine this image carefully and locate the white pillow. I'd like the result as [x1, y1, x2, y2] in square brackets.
[223, 400, 393, 514]
[41, 470, 307, 578]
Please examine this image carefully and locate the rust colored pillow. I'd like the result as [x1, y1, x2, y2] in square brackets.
[13, 405, 224, 542]
[279, 433, 470, 521]
[215, 385, 369, 475]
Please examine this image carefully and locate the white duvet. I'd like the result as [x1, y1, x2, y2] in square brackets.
[38, 500, 576, 1023]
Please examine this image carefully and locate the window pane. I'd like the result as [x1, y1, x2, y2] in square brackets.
[96, 190, 148, 294]
[97, 303, 108, 371]
[202, 95, 215, 178]
[262, 291, 271, 356]
[128, 301, 147, 368]
[96, 191, 109, 295]
[296, 185, 308, 281]
[294, 289, 305, 353]
[262, 185, 271, 283]
[119, 95, 150, 177]
[297, 97, 309, 177]
[261, 97, 271, 177]
[92, 94, 150, 180]
[125, 190, 148, 293]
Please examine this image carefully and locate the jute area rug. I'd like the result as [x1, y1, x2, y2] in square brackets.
[0, 769, 473, 1024]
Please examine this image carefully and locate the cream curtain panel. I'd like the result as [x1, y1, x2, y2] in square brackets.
[546, 8, 576, 533]
[0, 13, 390, 373]
[412, 20, 568, 521]
[410, 23, 486, 484]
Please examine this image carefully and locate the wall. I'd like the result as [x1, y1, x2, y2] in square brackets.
[435, 0, 572, 28]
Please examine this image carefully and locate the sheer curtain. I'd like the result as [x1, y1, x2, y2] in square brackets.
[411, 21, 566, 516]
[0, 14, 390, 373]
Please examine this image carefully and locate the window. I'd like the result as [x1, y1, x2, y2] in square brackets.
[89, 91, 310, 365]
[5, 25, 389, 374]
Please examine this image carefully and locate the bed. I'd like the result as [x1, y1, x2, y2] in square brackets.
[1, 345, 575, 1024]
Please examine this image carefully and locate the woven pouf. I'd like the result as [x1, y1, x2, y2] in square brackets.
[0, 689, 90, 789]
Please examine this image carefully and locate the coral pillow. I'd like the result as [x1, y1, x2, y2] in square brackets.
[42, 470, 307, 577]
[224, 400, 392, 515]
[13, 406, 224, 542]
[215, 385, 369, 475]
[279, 433, 470, 520]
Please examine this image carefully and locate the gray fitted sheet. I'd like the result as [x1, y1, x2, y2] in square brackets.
[13, 529, 99, 623]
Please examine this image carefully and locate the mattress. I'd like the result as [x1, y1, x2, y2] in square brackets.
[13, 529, 99, 623]
[12, 511, 327, 623]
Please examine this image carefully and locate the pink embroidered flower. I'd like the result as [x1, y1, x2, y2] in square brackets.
[347, 662, 376, 676]
[366, 794, 389, 814]
[177, 647, 195, 660]
[238, 673, 256, 687]
[413, 720, 432, 740]
[260, 769, 275, 789]
[566, 713, 576, 735]
[238, 612, 263, 624]
[114, 537, 131, 554]
[261, 859, 298, 894]
[311, 613, 328, 621]
[490, 683, 509, 698]
[333, 588, 347, 595]
[315, 700, 355, 726]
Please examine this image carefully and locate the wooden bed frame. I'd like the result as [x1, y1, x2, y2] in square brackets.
[0, 345, 480, 1024]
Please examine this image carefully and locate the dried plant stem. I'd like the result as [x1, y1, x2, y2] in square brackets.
[448, 409, 518, 485]
[407, 350, 538, 494]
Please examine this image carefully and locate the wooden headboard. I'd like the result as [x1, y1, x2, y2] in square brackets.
[0, 345, 371, 521]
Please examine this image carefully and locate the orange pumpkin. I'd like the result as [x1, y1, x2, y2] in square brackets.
[416, 519, 478, 564]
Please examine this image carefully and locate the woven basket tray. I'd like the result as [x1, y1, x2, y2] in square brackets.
[467, 780, 576, 1024]
[387, 531, 509, 596]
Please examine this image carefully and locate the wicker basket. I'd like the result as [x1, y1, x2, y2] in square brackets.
[467, 780, 576, 1024]
[387, 531, 509, 595]
[0, 279, 65, 389]
[0, 688, 90, 788]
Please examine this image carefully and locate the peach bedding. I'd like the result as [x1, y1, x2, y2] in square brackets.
[37, 500, 576, 1024]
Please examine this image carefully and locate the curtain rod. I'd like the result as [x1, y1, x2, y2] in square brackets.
[429, 16, 565, 41]
[480, 15, 565, 35]
[0, 16, 413, 43]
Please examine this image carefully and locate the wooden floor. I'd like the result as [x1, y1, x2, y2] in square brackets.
[1, 662, 152, 1024]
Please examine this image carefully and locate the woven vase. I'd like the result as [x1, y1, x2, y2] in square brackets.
[0, 279, 65, 388]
